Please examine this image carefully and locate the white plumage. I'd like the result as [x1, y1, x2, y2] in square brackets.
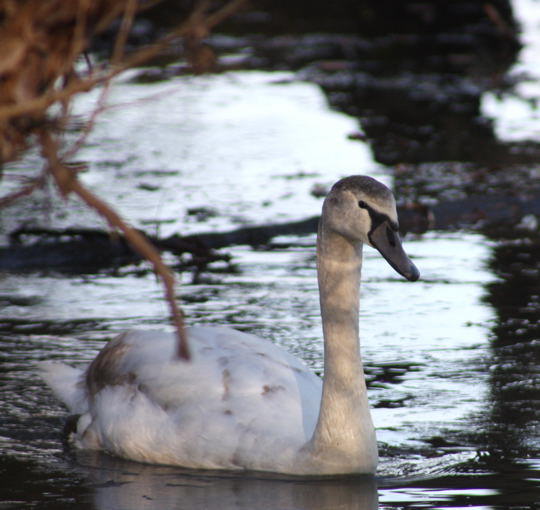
[42, 326, 322, 473]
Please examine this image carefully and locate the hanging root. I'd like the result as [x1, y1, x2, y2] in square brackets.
[0, 0, 249, 359]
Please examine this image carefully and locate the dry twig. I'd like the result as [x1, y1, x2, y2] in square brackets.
[0, 0, 250, 358]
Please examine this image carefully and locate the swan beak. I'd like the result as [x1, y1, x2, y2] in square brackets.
[368, 221, 420, 281]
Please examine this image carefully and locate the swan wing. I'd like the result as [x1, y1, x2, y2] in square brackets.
[78, 326, 322, 470]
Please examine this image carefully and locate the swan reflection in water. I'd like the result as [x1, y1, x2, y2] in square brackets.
[79, 451, 378, 510]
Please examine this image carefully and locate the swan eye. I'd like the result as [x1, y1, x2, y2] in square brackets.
[358, 200, 368, 209]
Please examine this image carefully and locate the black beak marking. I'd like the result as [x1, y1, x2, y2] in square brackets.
[361, 202, 419, 282]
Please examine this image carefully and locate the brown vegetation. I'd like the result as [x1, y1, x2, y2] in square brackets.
[0, 0, 249, 358]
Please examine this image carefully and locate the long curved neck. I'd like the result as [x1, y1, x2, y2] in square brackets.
[307, 221, 376, 468]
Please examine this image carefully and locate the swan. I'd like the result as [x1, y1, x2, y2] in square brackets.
[40, 175, 419, 476]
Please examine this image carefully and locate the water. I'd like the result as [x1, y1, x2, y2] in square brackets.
[1, 9, 539, 510]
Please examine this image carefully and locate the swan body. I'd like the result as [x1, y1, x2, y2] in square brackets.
[42, 326, 326, 473]
[40, 175, 419, 475]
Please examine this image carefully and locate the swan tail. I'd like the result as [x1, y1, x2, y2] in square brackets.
[38, 361, 88, 414]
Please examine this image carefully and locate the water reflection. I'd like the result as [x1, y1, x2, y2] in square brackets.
[478, 238, 540, 461]
[423, 236, 540, 509]
[3, 232, 528, 508]
[0, 455, 92, 509]
[76, 452, 377, 510]
[379, 463, 540, 509]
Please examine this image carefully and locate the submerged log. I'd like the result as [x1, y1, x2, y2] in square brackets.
[158, 216, 320, 252]
[2, 228, 141, 271]
[0, 193, 538, 271]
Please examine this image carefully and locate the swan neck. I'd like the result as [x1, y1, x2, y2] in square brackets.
[317, 229, 362, 361]
[306, 223, 377, 470]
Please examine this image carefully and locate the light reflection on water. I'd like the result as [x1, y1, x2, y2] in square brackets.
[482, 0, 540, 142]
[73, 71, 385, 238]
[2, 228, 537, 508]
[0, 69, 538, 508]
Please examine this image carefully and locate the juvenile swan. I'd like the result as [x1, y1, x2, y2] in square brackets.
[40, 175, 419, 475]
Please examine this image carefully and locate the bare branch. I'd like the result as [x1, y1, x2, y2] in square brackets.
[39, 130, 190, 359]
[112, 0, 138, 65]
[0, 176, 45, 208]
[0, 0, 251, 359]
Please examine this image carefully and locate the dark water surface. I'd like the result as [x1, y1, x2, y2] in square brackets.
[1, 1, 540, 508]
[0, 231, 538, 509]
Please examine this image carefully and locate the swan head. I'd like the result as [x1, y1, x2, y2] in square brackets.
[322, 175, 420, 281]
